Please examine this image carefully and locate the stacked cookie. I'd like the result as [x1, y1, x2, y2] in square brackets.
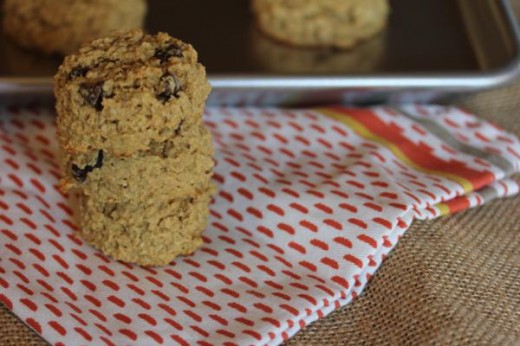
[3, 0, 147, 55]
[252, 0, 389, 49]
[54, 30, 214, 266]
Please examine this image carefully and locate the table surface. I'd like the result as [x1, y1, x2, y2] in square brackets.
[2, 2, 520, 345]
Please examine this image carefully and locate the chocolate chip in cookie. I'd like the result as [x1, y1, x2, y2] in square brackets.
[154, 43, 183, 63]
[71, 150, 104, 182]
[156, 73, 182, 102]
[79, 81, 105, 111]
[68, 66, 89, 80]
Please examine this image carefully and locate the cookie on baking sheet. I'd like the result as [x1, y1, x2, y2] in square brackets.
[2, 0, 147, 55]
[252, 0, 390, 49]
[54, 30, 214, 266]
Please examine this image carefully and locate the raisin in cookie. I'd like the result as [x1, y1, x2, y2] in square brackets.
[54, 30, 214, 266]
[252, 0, 389, 49]
[2, 0, 147, 55]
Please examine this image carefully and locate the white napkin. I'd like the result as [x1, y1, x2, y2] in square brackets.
[0, 105, 518, 345]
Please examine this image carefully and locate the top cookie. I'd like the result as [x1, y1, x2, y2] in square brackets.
[3, 0, 147, 55]
[252, 0, 390, 49]
[54, 30, 212, 156]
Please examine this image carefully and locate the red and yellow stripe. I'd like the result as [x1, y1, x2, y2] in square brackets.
[435, 198, 471, 216]
[318, 107, 495, 193]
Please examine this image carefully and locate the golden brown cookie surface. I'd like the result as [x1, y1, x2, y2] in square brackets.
[252, 0, 390, 49]
[3, 0, 147, 55]
[55, 30, 214, 266]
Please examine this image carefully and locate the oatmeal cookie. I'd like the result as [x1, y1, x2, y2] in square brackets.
[54, 30, 211, 156]
[252, 0, 389, 49]
[3, 0, 147, 55]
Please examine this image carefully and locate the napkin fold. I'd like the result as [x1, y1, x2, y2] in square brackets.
[0, 105, 518, 346]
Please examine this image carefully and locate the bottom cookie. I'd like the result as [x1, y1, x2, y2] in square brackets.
[75, 187, 214, 266]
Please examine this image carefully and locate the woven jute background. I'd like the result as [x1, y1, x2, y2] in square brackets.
[2, 3, 520, 346]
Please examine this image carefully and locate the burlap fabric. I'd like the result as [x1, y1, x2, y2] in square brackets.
[2, 6, 520, 346]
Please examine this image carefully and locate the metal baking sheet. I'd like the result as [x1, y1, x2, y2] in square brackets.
[0, 0, 519, 106]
